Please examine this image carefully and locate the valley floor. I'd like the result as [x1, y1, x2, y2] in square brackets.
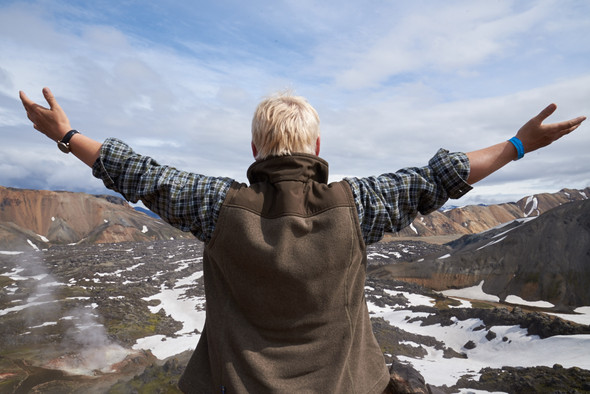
[1, 239, 589, 393]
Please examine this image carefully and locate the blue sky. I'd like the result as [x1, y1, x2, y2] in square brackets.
[1, 0, 589, 206]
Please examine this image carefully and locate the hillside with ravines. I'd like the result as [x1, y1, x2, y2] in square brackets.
[0, 186, 192, 250]
[393, 186, 590, 237]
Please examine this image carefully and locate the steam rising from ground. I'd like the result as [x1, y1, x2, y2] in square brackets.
[3, 249, 132, 376]
[56, 306, 132, 375]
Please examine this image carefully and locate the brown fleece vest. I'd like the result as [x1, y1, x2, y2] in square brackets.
[178, 154, 389, 393]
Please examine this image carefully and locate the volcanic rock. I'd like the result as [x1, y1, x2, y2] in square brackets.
[371, 199, 590, 311]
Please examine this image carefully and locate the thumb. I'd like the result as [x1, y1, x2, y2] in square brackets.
[19, 90, 33, 107]
[42, 87, 59, 110]
[535, 103, 557, 124]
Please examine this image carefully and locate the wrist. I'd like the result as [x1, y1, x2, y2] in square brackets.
[57, 130, 80, 154]
[508, 137, 525, 160]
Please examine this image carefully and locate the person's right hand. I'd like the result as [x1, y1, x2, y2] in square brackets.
[19, 87, 72, 142]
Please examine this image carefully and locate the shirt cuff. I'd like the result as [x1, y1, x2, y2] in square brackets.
[91, 137, 131, 192]
[429, 148, 472, 199]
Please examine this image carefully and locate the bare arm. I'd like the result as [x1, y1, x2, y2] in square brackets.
[19, 87, 102, 167]
[466, 104, 586, 184]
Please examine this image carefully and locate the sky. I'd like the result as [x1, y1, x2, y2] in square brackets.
[0, 0, 589, 206]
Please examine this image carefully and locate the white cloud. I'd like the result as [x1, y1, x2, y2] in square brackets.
[1, 0, 589, 205]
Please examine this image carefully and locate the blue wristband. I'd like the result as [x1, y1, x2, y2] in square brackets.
[508, 137, 525, 160]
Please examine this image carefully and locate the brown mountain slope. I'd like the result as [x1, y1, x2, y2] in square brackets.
[393, 187, 590, 237]
[0, 186, 192, 250]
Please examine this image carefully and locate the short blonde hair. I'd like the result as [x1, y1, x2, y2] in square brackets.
[251, 93, 320, 160]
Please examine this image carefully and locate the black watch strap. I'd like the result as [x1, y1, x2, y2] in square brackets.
[57, 130, 80, 154]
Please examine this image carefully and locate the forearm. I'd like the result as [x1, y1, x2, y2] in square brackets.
[346, 149, 472, 244]
[92, 138, 234, 241]
[68, 133, 102, 167]
[466, 141, 516, 184]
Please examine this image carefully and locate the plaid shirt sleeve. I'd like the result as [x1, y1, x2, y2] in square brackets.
[92, 138, 233, 242]
[344, 148, 472, 245]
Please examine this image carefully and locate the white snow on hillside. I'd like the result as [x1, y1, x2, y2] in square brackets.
[441, 280, 500, 302]
[524, 195, 539, 217]
[505, 295, 554, 309]
[368, 295, 590, 387]
[476, 235, 507, 250]
[549, 307, 590, 325]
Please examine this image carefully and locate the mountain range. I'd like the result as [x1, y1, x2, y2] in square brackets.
[393, 186, 590, 237]
[1, 185, 589, 250]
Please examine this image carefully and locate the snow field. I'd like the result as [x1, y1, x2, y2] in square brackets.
[367, 292, 590, 388]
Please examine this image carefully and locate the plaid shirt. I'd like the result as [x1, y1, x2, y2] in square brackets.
[93, 138, 471, 245]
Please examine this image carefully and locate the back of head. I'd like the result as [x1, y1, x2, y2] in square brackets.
[251, 93, 320, 160]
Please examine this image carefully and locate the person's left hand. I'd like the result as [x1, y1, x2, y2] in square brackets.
[515, 103, 586, 154]
[19, 87, 72, 142]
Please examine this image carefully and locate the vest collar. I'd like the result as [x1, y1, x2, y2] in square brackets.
[247, 153, 330, 184]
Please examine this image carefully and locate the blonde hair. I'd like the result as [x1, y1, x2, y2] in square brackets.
[251, 93, 320, 160]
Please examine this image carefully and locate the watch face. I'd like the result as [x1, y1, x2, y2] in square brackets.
[58, 141, 70, 153]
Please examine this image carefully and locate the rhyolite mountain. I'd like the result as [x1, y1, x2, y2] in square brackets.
[393, 186, 590, 237]
[0, 186, 191, 250]
[370, 199, 590, 312]
[2, 185, 589, 250]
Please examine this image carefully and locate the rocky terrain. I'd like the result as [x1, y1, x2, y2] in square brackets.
[2, 185, 590, 392]
[371, 199, 590, 313]
[2, 236, 590, 392]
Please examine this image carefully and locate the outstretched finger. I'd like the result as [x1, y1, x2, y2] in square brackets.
[42, 87, 59, 110]
[535, 103, 557, 123]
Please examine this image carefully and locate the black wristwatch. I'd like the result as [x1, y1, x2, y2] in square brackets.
[57, 130, 80, 153]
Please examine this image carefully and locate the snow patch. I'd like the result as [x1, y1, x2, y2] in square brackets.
[441, 280, 500, 303]
[476, 236, 507, 251]
[505, 295, 554, 308]
[367, 252, 389, 260]
[524, 195, 538, 217]
[549, 306, 590, 325]
[27, 239, 40, 251]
